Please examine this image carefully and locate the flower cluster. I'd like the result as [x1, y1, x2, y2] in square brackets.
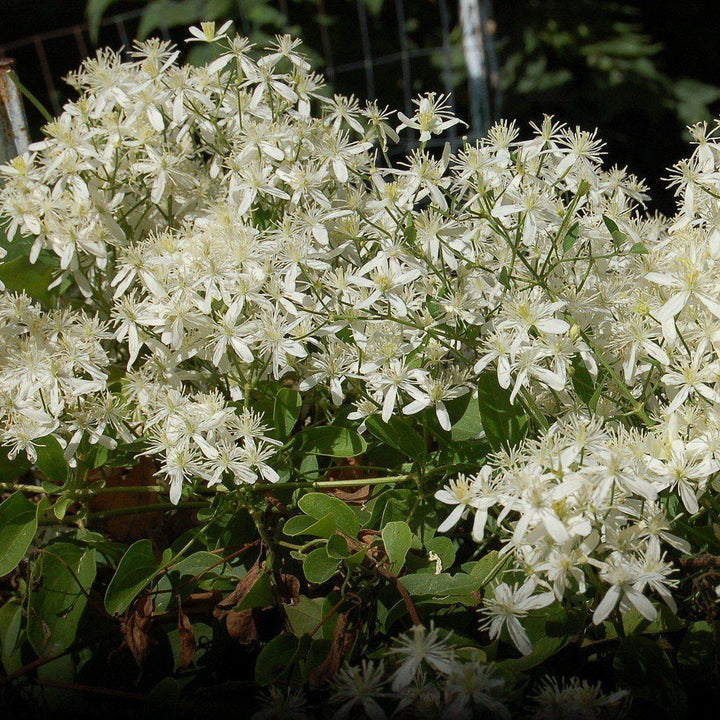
[1, 24, 719, 672]
[251, 625, 626, 719]
[0, 292, 126, 464]
[433, 118, 720, 652]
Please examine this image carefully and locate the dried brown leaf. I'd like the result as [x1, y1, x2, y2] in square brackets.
[213, 559, 262, 621]
[124, 593, 154, 667]
[226, 608, 259, 645]
[325, 457, 372, 503]
[326, 456, 367, 483]
[277, 573, 300, 604]
[177, 603, 196, 669]
[309, 612, 355, 686]
[88, 459, 161, 543]
[331, 485, 372, 503]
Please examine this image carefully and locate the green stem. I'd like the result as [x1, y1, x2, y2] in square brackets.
[577, 328, 651, 424]
[38, 501, 207, 526]
[7, 474, 419, 517]
[286, 474, 416, 490]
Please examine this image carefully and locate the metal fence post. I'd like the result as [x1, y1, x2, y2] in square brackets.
[459, 0, 491, 139]
[0, 58, 30, 164]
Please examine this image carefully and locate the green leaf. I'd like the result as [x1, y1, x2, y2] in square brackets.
[89, 444, 110, 470]
[674, 78, 720, 126]
[137, 0, 205, 40]
[326, 534, 350, 559]
[476, 372, 528, 451]
[448, 395, 484, 442]
[464, 550, 510, 589]
[382, 521, 413, 573]
[497, 266, 510, 289]
[235, 571, 274, 611]
[303, 547, 340, 584]
[562, 220, 581, 253]
[0, 254, 55, 305]
[499, 602, 579, 672]
[602, 215, 627, 248]
[52, 495, 75, 521]
[298, 493, 360, 536]
[570, 355, 601, 411]
[616, 604, 685, 637]
[368, 489, 412, 528]
[284, 512, 338, 538]
[365, 415, 425, 459]
[577, 180, 591, 197]
[381, 495, 416, 528]
[296, 426, 367, 457]
[28, 543, 96, 657]
[306, 638, 333, 673]
[86, 0, 121, 43]
[34, 436, 71, 486]
[363, 0, 384, 16]
[104, 539, 159, 615]
[164, 551, 224, 579]
[298, 453, 319, 479]
[154, 551, 229, 613]
[104, 439, 147, 468]
[424, 536, 456, 570]
[614, 636, 686, 719]
[0, 599, 23, 675]
[145, 677, 181, 717]
[286, 596, 334, 639]
[677, 621, 715, 676]
[255, 633, 299, 685]
[400, 572, 482, 598]
[0, 492, 39, 576]
[629, 242, 648, 254]
[274, 387, 302, 439]
[0, 447, 31, 484]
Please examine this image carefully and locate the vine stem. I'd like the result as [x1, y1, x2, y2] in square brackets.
[342, 532, 423, 626]
[33, 678, 146, 701]
[281, 474, 416, 490]
[0, 482, 170, 495]
[38, 501, 207, 526]
[11, 474, 421, 528]
[2, 474, 417, 500]
[577, 327, 652, 424]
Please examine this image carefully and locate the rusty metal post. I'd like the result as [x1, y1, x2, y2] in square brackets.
[0, 58, 30, 164]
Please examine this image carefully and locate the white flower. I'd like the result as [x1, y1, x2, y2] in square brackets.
[592, 556, 657, 625]
[331, 660, 388, 720]
[0, 30, 715, 636]
[402, 374, 469, 431]
[645, 436, 720, 514]
[481, 581, 554, 655]
[528, 676, 628, 720]
[443, 660, 511, 720]
[661, 351, 720, 412]
[186, 20, 233, 43]
[396, 93, 464, 142]
[647, 245, 720, 339]
[366, 359, 425, 423]
[435, 468, 499, 542]
[393, 671, 443, 718]
[251, 687, 308, 720]
[387, 624, 455, 692]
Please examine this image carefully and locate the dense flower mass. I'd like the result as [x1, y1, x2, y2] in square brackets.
[2, 25, 720, 713]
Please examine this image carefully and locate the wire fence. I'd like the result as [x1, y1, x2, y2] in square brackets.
[0, 1, 499, 147]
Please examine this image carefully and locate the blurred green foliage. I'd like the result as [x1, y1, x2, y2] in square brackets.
[491, 0, 720, 208]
